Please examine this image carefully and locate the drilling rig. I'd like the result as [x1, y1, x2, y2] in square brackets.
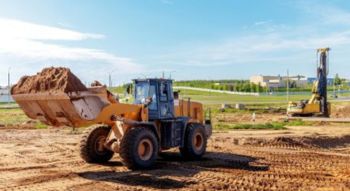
[287, 48, 331, 117]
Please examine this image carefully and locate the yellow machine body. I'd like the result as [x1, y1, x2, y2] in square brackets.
[288, 101, 331, 116]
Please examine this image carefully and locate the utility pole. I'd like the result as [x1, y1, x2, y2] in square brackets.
[108, 68, 119, 88]
[108, 73, 112, 88]
[7, 67, 11, 105]
[169, 70, 176, 79]
[286, 69, 289, 103]
[333, 76, 336, 98]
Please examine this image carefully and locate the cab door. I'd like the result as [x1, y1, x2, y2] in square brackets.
[158, 81, 174, 119]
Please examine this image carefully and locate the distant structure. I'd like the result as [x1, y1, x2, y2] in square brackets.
[0, 86, 13, 103]
[0, 86, 9, 94]
[250, 75, 307, 88]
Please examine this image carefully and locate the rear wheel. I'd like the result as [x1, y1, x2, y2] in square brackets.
[180, 123, 207, 160]
[120, 127, 158, 169]
[80, 126, 114, 163]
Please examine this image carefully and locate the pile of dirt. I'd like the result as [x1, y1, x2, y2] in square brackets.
[234, 137, 311, 148]
[331, 105, 350, 118]
[302, 135, 350, 148]
[268, 137, 312, 147]
[11, 67, 87, 94]
[238, 135, 350, 149]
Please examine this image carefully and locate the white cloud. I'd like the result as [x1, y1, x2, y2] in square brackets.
[0, 18, 104, 40]
[0, 38, 139, 71]
[157, 30, 350, 67]
[0, 18, 141, 82]
[152, 3, 350, 80]
[299, 2, 350, 26]
[254, 20, 272, 26]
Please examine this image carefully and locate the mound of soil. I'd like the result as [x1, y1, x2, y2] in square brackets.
[269, 137, 311, 147]
[238, 135, 350, 149]
[332, 105, 350, 118]
[235, 137, 310, 148]
[11, 67, 87, 94]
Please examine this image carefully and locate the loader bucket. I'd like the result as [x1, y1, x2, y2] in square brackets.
[12, 87, 111, 127]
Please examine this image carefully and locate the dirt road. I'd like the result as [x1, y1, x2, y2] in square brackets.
[0, 126, 349, 191]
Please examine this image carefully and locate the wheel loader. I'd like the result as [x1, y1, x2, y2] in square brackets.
[12, 77, 212, 169]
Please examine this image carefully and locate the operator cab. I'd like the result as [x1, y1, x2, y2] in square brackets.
[133, 79, 175, 121]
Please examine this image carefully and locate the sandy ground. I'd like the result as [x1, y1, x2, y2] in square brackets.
[0, 126, 349, 191]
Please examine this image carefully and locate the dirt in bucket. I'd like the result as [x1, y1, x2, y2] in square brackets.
[11, 67, 87, 94]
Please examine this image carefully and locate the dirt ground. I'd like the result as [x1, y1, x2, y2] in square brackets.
[0, 125, 349, 191]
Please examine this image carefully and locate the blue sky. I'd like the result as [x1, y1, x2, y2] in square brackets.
[1, 0, 350, 86]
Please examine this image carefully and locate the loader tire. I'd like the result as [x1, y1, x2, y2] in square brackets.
[80, 126, 114, 163]
[120, 127, 158, 170]
[180, 123, 207, 160]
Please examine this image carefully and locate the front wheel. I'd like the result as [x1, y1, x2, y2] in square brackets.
[180, 123, 207, 160]
[80, 126, 114, 163]
[119, 127, 158, 169]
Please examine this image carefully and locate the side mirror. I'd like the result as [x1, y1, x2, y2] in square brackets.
[173, 91, 180, 99]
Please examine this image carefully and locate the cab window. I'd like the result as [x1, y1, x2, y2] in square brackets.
[160, 82, 168, 101]
[134, 82, 149, 104]
[148, 84, 157, 110]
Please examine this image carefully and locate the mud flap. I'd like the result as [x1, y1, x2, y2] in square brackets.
[204, 120, 212, 138]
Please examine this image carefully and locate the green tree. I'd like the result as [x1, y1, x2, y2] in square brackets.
[242, 83, 250, 92]
[228, 84, 234, 91]
[251, 83, 257, 92]
[256, 83, 261, 93]
[334, 73, 342, 86]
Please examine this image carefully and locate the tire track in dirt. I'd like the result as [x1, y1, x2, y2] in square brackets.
[0, 129, 349, 191]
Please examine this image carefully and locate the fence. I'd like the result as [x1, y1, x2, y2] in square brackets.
[173, 86, 260, 96]
[0, 89, 13, 103]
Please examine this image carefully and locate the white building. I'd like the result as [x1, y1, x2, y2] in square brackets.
[250, 75, 307, 88]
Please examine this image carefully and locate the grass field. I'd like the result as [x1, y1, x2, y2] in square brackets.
[177, 89, 309, 105]
[0, 108, 29, 125]
[176, 89, 350, 105]
[109, 87, 308, 105]
[0, 108, 48, 128]
[110, 85, 350, 105]
[216, 122, 287, 130]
